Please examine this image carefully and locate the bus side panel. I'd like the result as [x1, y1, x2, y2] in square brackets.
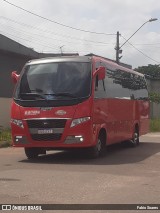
[93, 99, 112, 144]
[137, 100, 150, 136]
[108, 99, 135, 142]
[93, 98, 135, 145]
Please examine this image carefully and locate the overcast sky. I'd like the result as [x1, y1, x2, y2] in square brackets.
[0, 0, 160, 68]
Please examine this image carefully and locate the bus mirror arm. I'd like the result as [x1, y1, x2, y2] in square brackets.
[11, 71, 20, 84]
[93, 66, 106, 80]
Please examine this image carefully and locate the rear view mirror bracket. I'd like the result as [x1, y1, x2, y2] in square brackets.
[11, 71, 20, 84]
[93, 66, 106, 80]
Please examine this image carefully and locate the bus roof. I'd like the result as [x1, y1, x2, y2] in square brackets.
[92, 56, 144, 77]
[26, 55, 143, 77]
[26, 56, 91, 65]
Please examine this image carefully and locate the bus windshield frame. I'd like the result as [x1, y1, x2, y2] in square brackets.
[14, 61, 92, 104]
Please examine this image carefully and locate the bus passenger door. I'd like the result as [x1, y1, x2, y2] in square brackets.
[93, 74, 116, 145]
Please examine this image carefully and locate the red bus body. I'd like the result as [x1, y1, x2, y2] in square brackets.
[11, 56, 149, 157]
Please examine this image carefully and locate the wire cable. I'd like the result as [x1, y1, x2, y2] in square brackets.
[0, 30, 60, 51]
[0, 23, 116, 51]
[2, 0, 116, 36]
[121, 35, 160, 64]
[0, 16, 115, 46]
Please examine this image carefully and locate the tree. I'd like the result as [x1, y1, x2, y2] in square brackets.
[134, 64, 160, 79]
[135, 64, 160, 103]
[149, 92, 160, 104]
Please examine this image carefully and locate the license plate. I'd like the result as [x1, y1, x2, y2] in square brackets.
[38, 129, 53, 134]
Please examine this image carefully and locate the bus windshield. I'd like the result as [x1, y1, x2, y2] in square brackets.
[15, 62, 91, 101]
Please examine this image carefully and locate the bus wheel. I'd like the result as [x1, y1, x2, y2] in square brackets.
[89, 133, 106, 158]
[130, 128, 139, 147]
[24, 148, 39, 159]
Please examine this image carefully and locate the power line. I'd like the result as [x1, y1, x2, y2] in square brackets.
[133, 43, 160, 46]
[0, 16, 115, 46]
[0, 30, 60, 51]
[0, 23, 79, 46]
[0, 29, 110, 55]
[5, 17, 159, 48]
[121, 35, 160, 64]
[116, 34, 160, 46]
[1, 31, 114, 58]
[2, 0, 116, 36]
[0, 23, 115, 52]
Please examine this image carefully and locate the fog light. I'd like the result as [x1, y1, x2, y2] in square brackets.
[16, 136, 22, 142]
[75, 135, 84, 142]
[64, 135, 84, 144]
[14, 136, 28, 144]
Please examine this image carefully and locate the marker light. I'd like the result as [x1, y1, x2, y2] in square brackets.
[11, 119, 24, 128]
[70, 117, 90, 127]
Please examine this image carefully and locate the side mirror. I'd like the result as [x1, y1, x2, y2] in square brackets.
[93, 66, 106, 80]
[11, 71, 20, 84]
[98, 66, 106, 80]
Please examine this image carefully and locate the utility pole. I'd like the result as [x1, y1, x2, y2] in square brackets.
[60, 45, 64, 55]
[115, 31, 122, 64]
[115, 18, 157, 64]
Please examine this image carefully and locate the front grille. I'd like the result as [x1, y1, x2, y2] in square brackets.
[26, 119, 67, 141]
[31, 134, 61, 141]
[27, 119, 66, 128]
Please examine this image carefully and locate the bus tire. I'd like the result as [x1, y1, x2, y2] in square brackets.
[24, 148, 39, 159]
[130, 127, 139, 147]
[89, 132, 106, 158]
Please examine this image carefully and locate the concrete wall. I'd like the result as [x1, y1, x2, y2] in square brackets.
[150, 102, 160, 119]
[0, 98, 12, 128]
[147, 79, 160, 119]
[0, 51, 32, 98]
[147, 79, 160, 93]
[0, 34, 80, 128]
[0, 34, 39, 58]
[0, 52, 34, 128]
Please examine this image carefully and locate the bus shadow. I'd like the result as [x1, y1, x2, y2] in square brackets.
[19, 141, 160, 165]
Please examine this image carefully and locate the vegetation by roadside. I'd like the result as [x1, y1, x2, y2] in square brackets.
[0, 119, 160, 148]
[150, 119, 160, 132]
[0, 127, 12, 148]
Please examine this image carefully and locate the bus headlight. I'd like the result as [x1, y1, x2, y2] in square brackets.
[11, 119, 24, 129]
[70, 117, 90, 128]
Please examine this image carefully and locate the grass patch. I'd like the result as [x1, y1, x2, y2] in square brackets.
[0, 128, 12, 148]
[150, 119, 160, 132]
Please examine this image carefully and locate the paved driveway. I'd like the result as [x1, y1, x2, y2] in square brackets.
[0, 133, 160, 212]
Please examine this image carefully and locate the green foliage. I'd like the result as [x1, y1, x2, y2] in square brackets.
[135, 64, 160, 79]
[0, 141, 11, 148]
[150, 119, 160, 132]
[0, 128, 12, 147]
[149, 92, 160, 104]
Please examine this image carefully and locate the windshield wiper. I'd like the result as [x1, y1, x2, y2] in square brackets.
[30, 88, 44, 93]
[20, 93, 47, 100]
[20, 92, 77, 101]
[44, 92, 77, 98]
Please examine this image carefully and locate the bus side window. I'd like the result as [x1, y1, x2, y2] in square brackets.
[94, 74, 106, 98]
[95, 75, 98, 91]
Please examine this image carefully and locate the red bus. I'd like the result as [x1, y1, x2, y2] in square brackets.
[11, 56, 149, 159]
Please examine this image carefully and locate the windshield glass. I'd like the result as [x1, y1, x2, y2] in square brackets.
[15, 62, 91, 101]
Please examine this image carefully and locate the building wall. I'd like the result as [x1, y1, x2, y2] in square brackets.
[147, 79, 160, 119]
[0, 51, 31, 98]
[0, 98, 12, 128]
[0, 34, 80, 128]
[0, 52, 33, 128]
